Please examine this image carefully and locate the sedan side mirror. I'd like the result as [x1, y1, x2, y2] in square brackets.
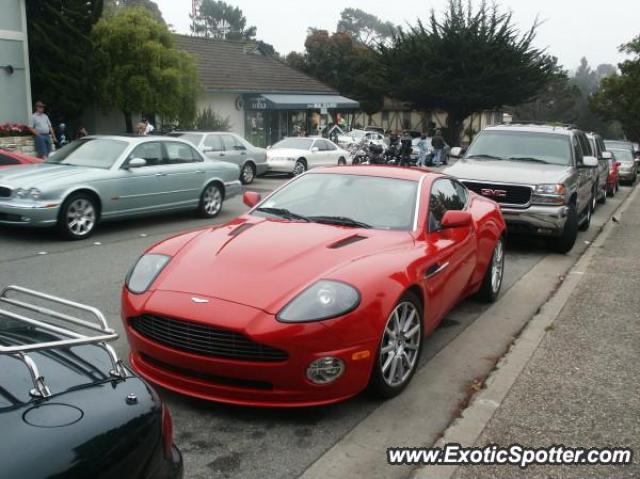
[581, 156, 598, 168]
[311, 147, 320, 153]
[243, 191, 262, 208]
[602, 151, 613, 160]
[440, 210, 473, 228]
[127, 157, 147, 169]
[450, 147, 463, 158]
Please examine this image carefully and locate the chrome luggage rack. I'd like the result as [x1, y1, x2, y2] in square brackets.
[0, 285, 127, 398]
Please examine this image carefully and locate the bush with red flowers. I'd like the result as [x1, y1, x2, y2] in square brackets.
[0, 123, 33, 137]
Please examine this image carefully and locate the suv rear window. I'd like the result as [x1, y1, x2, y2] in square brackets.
[466, 130, 572, 166]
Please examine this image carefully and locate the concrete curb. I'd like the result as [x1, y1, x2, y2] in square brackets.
[411, 183, 640, 479]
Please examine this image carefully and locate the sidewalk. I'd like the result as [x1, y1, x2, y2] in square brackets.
[444, 187, 640, 478]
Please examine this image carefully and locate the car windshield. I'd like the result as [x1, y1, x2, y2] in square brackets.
[466, 131, 572, 165]
[175, 133, 203, 146]
[254, 173, 418, 230]
[605, 141, 632, 150]
[273, 138, 314, 150]
[610, 148, 634, 162]
[46, 139, 128, 169]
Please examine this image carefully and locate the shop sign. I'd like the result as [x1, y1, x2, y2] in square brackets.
[308, 102, 338, 110]
[247, 97, 268, 110]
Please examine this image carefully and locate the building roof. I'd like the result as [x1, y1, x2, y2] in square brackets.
[174, 34, 337, 95]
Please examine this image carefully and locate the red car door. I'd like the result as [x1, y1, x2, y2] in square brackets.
[421, 179, 477, 328]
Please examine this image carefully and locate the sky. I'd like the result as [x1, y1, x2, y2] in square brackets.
[155, 0, 639, 71]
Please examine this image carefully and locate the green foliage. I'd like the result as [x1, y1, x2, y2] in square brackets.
[91, 7, 200, 131]
[25, 0, 104, 123]
[190, 0, 256, 40]
[380, 0, 556, 144]
[592, 36, 640, 142]
[337, 8, 396, 46]
[104, 0, 165, 23]
[286, 29, 386, 114]
[194, 106, 231, 131]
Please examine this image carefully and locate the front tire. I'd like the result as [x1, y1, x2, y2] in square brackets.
[57, 193, 98, 240]
[292, 159, 307, 176]
[240, 162, 256, 185]
[579, 194, 595, 231]
[368, 292, 423, 399]
[197, 183, 223, 218]
[338, 157, 346, 166]
[476, 236, 505, 303]
[550, 204, 578, 253]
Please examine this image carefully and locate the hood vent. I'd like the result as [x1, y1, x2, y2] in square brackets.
[328, 234, 368, 249]
[228, 223, 255, 237]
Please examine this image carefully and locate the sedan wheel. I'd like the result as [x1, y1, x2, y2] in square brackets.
[338, 157, 346, 166]
[58, 195, 98, 240]
[198, 183, 223, 218]
[476, 236, 505, 302]
[241, 163, 255, 185]
[368, 292, 423, 399]
[293, 160, 306, 176]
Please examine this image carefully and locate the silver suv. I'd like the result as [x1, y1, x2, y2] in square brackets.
[445, 124, 599, 253]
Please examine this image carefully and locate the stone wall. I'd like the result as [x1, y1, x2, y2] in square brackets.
[0, 135, 36, 155]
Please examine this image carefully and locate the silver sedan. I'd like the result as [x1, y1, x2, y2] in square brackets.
[0, 135, 241, 239]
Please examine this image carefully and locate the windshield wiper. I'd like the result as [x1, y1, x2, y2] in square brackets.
[255, 207, 310, 222]
[467, 154, 506, 161]
[507, 156, 550, 164]
[308, 216, 372, 229]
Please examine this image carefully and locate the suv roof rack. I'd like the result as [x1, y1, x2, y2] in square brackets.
[0, 285, 127, 398]
[499, 121, 579, 130]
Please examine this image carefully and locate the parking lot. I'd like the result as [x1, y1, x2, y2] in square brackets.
[0, 172, 633, 479]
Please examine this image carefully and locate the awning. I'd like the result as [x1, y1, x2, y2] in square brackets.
[245, 94, 360, 111]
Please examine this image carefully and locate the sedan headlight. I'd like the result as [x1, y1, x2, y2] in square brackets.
[531, 184, 567, 206]
[14, 187, 42, 199]
[126, 254, 171, 294]
[14, 188, 27, 198]
[29, 188, 41, 199]
[277, 280, 360, 323]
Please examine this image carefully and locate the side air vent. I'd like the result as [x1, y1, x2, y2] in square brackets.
[328, 235, 368, 249]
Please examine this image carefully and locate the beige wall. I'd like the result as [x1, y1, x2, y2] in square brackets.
[197, 92, 244, 135]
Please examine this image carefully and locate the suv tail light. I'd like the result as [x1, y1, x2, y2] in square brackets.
[161, 405, 174, 459]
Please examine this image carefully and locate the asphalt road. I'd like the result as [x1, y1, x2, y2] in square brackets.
[0, 173, 631, 479]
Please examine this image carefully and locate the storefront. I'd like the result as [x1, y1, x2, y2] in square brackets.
[244, 94, 359, 147]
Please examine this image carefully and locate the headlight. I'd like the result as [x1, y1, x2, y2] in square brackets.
[29, 188, 41, 199]
[126, 254, 171, 294]
[532, 184, 567, 205]
[14, 188, 42, 199]
[15, 188, 27, 198]
[277, 280, 360, 323]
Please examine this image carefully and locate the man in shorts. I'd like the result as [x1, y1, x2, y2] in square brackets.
[29, 100, 56, 159]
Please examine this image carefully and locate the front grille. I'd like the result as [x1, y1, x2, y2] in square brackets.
[130, 314, 288, 362]
[0, 186, 11, 198]
[463, 181, 532, 206]
[0, 213, 24, 222]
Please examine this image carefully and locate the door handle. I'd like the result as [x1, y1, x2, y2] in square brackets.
[219, 153, 226, 157]
[241, 152, 247, 155]
[155, 173, 167, 177]
[425, 262, 449, 278]
[195, 170, 204, 174]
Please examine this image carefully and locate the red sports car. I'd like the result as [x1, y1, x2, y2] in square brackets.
[121, 167, 506, 407]
[0, 148, 41, 168]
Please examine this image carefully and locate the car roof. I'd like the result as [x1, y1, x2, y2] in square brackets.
[483, 124, 577, 136]
[170, 131, 233, 135]
[83, 135, 194, 145]
[309, 165, 443, 182]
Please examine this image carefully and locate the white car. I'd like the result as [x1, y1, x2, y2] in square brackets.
[266, 137, 350, 175]
[337, 129, 386, 149]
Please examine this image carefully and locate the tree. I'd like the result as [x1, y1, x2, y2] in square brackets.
[380, 0, 556, 144]
[286, 29, 386, 114]
[92, 7, 200, 132]
[104, 0, 165, 23]
[592, 35, 640, 142]
[337, 8, 396, 46]
[190, 0, 256, 40]
[25, 0, 104, 124]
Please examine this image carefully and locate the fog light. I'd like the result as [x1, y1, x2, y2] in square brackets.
[306, 356, 345, 384]
[20, 216, 30, 222]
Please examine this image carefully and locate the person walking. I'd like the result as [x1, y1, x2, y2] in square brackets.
[29, 100, 56, 160]
[416, 133, 430, 167]
[431, 129, 446, 166]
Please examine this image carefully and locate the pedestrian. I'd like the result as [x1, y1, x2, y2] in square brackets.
[135, 122, 147, 136]
[56, 123, 71, 148]
[29, 100, 56, 160]
[143, 118, 155, 135]
[75, 126, 88, 139]
[416, 133, 429, 167]
[432, 129, 446, 166]
[399, 131, 413, 167]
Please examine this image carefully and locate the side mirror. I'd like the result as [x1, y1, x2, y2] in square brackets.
[311, 147, 320, 153]
[440, 210, 473, 228]
[582, 155, 598, 168]
[243, 191, 261, 208]
[127, 157, 147, 169]
[450, 147, 463, 158]
[602, 151, 613, 160]
[266, 145, 272, 150]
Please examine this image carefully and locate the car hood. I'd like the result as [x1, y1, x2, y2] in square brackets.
[267, 148, 308, 158]
[444, 158, 572, 185]
[0, 163, 103, 188]
[153, 218, 413, 313]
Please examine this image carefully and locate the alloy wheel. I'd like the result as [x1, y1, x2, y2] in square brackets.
[379, 302, 421, 387]
[66, 198, 96, 237]
[203, 185, 222, 216]
[241, 164, 255, 184]
[293, 161, 306, 176]
[491, 238, 505, 294]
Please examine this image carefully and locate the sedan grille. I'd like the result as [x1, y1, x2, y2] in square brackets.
[462, 181, 532, 206]
[0, 186, 11, 198]
[130, 314, 288, 362]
